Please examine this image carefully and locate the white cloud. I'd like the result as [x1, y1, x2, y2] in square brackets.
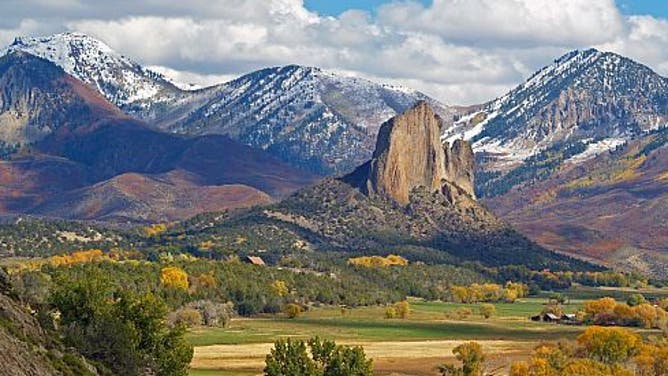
[377, 0, 625, 47]
[1, 0, 667, 104]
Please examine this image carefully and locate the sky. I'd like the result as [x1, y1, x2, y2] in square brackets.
[0, 0, 667, 105]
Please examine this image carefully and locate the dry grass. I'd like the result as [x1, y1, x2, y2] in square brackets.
[191, 339, 537, 375]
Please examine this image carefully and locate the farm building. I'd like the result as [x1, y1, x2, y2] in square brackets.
[244, 256, 266, 266]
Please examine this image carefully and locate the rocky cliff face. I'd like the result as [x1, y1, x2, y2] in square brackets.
[361, 101, 475, 205]
[445, 139, 475, 199]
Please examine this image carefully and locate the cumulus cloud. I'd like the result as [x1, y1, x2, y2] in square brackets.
[1, 0, 667, 104]
[377, 0, 625, 47]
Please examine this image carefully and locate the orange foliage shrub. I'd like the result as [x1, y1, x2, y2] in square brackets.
[144, 223, 167, 236]
[49, 249, 105, 266]
[348, 254, 408, 268]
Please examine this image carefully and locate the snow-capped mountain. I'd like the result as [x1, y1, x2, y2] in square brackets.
[3, 33, 451, 174]
[445, 49, 668, 173]
[0, 32, 196, 120]
[167, 65, 453, 173]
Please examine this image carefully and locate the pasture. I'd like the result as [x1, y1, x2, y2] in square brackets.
[187, 298, 585, 375]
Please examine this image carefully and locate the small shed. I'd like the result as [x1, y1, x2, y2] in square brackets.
[543, 313, 560, 323]
[245, 256, 266, 266]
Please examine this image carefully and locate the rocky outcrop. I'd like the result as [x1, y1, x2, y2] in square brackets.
[364, 101, 447, 204]
[444, 139, 475, 198]
[356, 101, 475, 205]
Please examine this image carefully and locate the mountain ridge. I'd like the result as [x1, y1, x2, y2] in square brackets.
[446, 48, 668, 180]
[0, 51, 316, 222]
[2, 32, 454, 174]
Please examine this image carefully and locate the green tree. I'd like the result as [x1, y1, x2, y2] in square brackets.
[264, 338, 318, 376]
[264, 337, 373, 376]
[49, 272, 193, 375]
[627, 293, 647, 307]
[309, 337, 373, 376]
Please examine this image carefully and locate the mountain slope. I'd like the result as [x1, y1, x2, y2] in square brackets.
[1, 32, 199, 121]
[444, 49, 668, 197]
[0, 50, 123, 146]
[485, 127, 668, 278]
[3, 33, 454, 174]
[0, 51, 315, 222]
[184, 103, 590, 270]
[168, 65, 453, 173]
[0, 270, 99, 376]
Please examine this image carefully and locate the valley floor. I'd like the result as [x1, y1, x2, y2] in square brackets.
[187, 299, 593, 376]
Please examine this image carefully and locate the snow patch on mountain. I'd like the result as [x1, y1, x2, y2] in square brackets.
[445, 48, 668, 172]
[566, 138, 626, 164]
[170, 64, 452, 173]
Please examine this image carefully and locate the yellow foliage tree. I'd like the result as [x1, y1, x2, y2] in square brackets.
[577, 326, 640, 365]
[271, 280, 289, 297]
[583, 297, 616, 318]
[394, 300, 410, 319]
[160, 266, 189, 290]
[283, 303, 302, 319]
[49, 249, 105, 266]
[144, 223, 167, 236]
[348, 254, 408, 268]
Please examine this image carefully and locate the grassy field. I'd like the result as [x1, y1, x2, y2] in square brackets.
[187, 287, 668, 375]
[187, 298, 587, 375]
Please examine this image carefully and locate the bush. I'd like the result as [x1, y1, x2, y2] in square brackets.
[167, 307, 202, 328]
[394, 300, 410, 319]
[187, 300, 234, 327]
[479, 304, 495, 319]
[284, 303, 303, 319]
[448, 307, 473, 320]
[626, 293, 646, 307]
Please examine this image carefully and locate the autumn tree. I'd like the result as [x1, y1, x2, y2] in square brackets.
[284, 303, 303, 319]
[577, 326, 640, 365]
[394, 300, 410, 319]
[271, 280, 289, 297]
[160, 266, 189, 290]
[584, 297, 616, 318]
[439, 342, 485, 376]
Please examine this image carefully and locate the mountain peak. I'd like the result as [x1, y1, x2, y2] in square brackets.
[2, 32, 182, 114]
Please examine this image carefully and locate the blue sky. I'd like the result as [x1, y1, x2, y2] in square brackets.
[305, 0, 668, 18]
[616, 0, 668, 17]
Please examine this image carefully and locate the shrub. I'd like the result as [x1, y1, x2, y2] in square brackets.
[394, 300, 410, 319]
[167, 307, 202, 328]
[479, 304, 495, 319]
[626, 293, 646, 307]
[284, 303, 303, 319]
[187, 300, 234, 328]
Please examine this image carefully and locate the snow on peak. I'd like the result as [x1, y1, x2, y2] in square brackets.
[3, 32, 180, 109]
